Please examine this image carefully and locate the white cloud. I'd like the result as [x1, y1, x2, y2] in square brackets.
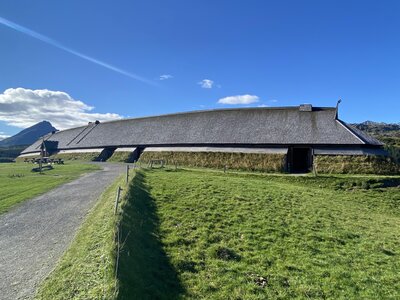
[0, 132, 10, 140]
[269, 99, 278, 103]
[198, 79, 214, 89]
[159, 74, 173, 80]
[0, 88, 123, 130]
[218, 94, 259, 105]
[258, 104, 268, 107]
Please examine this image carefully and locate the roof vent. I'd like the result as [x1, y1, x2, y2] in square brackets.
[299, 104, 312, 112]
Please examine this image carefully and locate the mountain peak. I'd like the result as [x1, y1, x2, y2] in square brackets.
[0, 121, 57, 147]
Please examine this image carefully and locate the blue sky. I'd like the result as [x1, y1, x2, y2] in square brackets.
[0, 0, 399, 137]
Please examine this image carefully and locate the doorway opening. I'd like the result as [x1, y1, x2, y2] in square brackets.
[288, 147, 312, 173]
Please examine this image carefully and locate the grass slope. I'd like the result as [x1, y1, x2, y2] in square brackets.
[35, 171, 132, 300]
[0, 162, 100, 214]
[118, 169, 400, 299]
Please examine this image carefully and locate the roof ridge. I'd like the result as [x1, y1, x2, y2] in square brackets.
[94, 106, 337, 125]
[49, 106, 337, 133]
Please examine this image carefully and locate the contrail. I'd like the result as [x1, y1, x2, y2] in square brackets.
[0, 16, 155, 85]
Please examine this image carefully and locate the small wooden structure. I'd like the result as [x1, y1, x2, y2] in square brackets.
[149, 159, 165, 168]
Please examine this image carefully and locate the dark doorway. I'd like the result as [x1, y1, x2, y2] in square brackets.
[289, 147, 311, 173]
[96, 147, 116, 161]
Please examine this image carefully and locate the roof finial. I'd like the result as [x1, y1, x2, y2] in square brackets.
[335, 99, 342, 119]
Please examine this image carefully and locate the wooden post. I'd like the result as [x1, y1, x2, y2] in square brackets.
[224, 165, 227, 173]
[126, 165, 129, 184]
[114, 186, 121, 214]
[175, 162, 177, 171]
[39, 137, 44, 174]
[312, 148, 317, 177]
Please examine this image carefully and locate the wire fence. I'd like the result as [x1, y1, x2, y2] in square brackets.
[113, 162, 141, 297]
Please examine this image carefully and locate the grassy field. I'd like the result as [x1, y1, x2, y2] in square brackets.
[118, 168, 400, 299]
[33, 167, 400, 299]
[0, 162, 100, 214]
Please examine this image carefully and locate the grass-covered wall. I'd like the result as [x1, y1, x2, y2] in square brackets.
[139, 151, 286, 172]
[16, 152, 101, 162]
[50, 148, 116, 161]
[108, 151, 136, 163]
[314, 155, 400, 175]
[51, 152, 101, 161]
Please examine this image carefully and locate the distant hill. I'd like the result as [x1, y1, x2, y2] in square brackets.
[351, 121, 400, 147]
[352, 121, 400, 163]
[0, 121, 57, 148]
[0, 145, 27, 162]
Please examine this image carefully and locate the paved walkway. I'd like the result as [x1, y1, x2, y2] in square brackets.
[0, 163, 125, 300]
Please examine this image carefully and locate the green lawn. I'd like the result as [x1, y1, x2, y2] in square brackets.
[118, 169, 400, 299]
[0, 162, 100, 214]
[33, 167, 400, 299]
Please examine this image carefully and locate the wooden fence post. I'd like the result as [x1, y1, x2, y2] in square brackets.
[126, 165, 129, 183]
[114, 186, 121, 215]
[312, 148, 317, 177]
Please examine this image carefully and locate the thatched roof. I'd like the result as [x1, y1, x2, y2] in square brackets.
[21, 106, 383, 154]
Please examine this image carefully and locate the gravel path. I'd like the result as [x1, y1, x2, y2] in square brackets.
[0, 163, 125, 300]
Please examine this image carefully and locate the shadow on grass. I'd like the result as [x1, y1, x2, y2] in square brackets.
[117, 171, 185, 300]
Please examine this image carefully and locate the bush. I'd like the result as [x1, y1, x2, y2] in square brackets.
[386, 145, 400, 164]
